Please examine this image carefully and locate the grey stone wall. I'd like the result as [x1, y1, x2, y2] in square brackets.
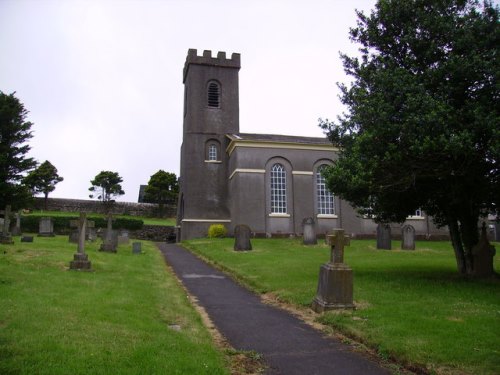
[33, 197, 176, 218]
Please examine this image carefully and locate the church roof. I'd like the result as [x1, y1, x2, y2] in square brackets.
[227, 133, 332, 145]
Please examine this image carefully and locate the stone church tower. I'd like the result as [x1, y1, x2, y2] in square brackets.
[177, 49, 241, 240]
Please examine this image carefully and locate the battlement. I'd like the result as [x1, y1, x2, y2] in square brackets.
[183, 49, 240, 82]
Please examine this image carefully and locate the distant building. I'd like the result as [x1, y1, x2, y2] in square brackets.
[177, 49, 448, 240]
[138, 185, 147, 203]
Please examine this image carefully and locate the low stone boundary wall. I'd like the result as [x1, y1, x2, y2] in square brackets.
[33, 197, 176, 218]
[131, 225, 176, 242]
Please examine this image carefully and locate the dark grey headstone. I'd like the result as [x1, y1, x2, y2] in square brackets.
[21, 236, 34, 242]
[376, 224, 391, 250]
[471, 224, 496, 278]
[234, 224, 252, 251]
[132, 242, 142, 254]
[100, 230, 118, 252]
[401, 225, 415, 250]
[302, 217, 317, 245]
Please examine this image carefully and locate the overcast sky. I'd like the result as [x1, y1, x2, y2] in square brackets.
[1, 0, 378, 202]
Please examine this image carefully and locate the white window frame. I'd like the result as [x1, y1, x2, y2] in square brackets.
[270, 163, 287, 214]
[316, 165, 335, 215]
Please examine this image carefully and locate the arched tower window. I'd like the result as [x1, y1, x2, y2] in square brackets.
[207, 81, 220, 108]
[316, 165, 335, 215]
[205, 140, 221, 162]
[270, 163, 287, 214]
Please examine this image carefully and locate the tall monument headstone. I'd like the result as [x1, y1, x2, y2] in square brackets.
[471, 223, 496, 278]
[69, 212, 92, 271]
[311, 228, 354, 312]
[234, 224, 252, 251]
[302, 217, 317, 245]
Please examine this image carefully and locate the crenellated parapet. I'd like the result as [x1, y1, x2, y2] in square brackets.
[183, 49, 240, 82]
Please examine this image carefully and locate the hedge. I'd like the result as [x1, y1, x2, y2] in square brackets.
[20, 215, 144, 233]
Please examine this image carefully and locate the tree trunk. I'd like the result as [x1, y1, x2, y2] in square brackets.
[44, 193, 49, 211]
[448, 218, 467, 275]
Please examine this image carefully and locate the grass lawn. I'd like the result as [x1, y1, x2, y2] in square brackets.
[24, 210, 176, 226]
[183, 238, 500, 375]
[0, 236, 228, 375]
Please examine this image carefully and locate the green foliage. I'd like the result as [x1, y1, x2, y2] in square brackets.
[89, 171, 125, 211]
[143, 170, 178, 217]
[207, 224, 227, 238]
[23, 160, 64, 208]
[320, 0, 500, 275]
[184, 238, 500, 375]
[20, 215, 143, 232]
[0, 91, 37, 209]
[0, 237, 229, 374]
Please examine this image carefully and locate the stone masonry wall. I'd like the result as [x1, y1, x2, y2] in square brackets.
[34, 197, 176, 218]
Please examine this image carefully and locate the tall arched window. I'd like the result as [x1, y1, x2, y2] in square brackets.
[207, 81, 220, 108]
[316, 165, 335, 215]
[271, 163, 287, 214]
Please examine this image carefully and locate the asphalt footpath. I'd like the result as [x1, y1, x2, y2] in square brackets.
[157, 243, 391, 375]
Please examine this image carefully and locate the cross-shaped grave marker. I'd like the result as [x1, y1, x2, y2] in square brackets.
[311, 228, 354, 312]
[69, 212, 92, 271]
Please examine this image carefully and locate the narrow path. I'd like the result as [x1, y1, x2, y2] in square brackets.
[158, 243, 391, 375]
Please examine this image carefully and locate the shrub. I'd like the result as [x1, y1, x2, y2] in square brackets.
[207, 224, 227, 238]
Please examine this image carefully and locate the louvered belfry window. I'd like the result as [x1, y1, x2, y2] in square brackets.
[207, 81, 220, 108]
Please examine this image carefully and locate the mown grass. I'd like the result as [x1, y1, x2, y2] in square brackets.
[183, 238, 500, 375]
[24, 210, 176, 226]
[0, 236, 228, 375]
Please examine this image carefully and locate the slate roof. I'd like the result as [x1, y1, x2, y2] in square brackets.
[227, 133, 332, 145]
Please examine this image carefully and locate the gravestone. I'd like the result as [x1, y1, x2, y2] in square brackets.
[132, 242, 142, 254]
[70, 220, 96, 243]
[376, 223, 392, 250]
[0, 205, 14, 244]
[100, 214, 117, 252]
[69, 212, 92, 271]
[117, 230, 130, 245]
[38, 217, 55, 237]
[234, 224, 252, 251]
[11, 211, 22, 236]
[302, 217, 317, 245]
[311, 228, 354, 312]
[471, 223, 496, 278]
[21, 236, 34, 243]
[401, 225, 416, 250]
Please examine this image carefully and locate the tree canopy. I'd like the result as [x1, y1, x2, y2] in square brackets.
[0, 91, 37, 209]
[320, 0, 499, 276]
[24, 160, 64, 209]
[144, 170, 178, 216]
[89, 171, 125, 211]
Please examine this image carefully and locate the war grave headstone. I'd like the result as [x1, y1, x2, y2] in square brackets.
[234, 224, 252, 251]
[0, 205, 14, 244]
[117, 230, 130, 245]
[69, 212, 92, 271]
[302, 217, 317, 245]
[401, 224, 416, 250]
[376, 223, 392, 250]
[471, 223, 496, 278]
[311, 228, 354, 312]
[38, 217, 55, 237]
[132, 242, 142, 254]
[69, 219, 95, 243]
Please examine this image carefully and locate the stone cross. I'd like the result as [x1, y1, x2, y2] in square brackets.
[328, 228, 350, 264]
[77, 212, 87, 253]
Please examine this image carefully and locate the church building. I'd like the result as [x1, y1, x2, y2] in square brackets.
[177, 49, 444, 241]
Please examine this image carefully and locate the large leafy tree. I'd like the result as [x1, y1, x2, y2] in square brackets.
[320, 0, 499, 276]
[89, 171, 125, 212]
[0, 91, 37, 209]
[144, 170, 178, 216]
[24, 160, 64, 210]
